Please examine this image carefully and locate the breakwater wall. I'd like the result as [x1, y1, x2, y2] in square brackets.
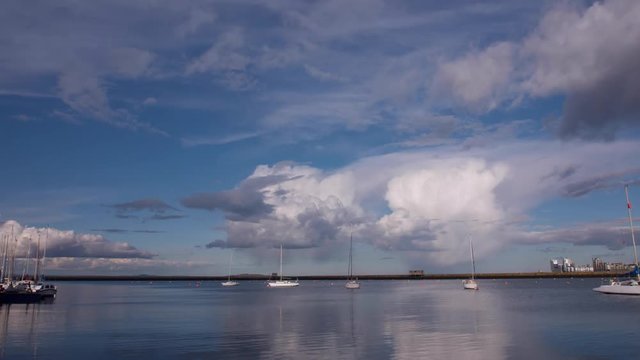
[45, 271, 622, 281]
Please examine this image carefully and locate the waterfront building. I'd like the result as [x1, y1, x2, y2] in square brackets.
[550, 257, 575, 272]
[574, 265, 593, 272]
[592, 257, 606, 272]
[608, 262, 633, 272]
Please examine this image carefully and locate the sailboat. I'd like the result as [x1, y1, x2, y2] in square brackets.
[345, 233, 360, 289]
[593, 185, 640, 295]
[463, 236, 479, 290]
[267, 244, 299, 288]
[221, 251, 239, 287]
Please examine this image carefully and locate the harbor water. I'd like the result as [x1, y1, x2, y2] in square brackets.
[1, 279, 638, 359]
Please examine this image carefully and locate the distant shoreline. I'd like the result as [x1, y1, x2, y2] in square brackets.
[44, 271, 624, 281]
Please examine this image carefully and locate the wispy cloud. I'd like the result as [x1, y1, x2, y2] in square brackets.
[180, 131, 263, 147]
[107, 198, 184, 222]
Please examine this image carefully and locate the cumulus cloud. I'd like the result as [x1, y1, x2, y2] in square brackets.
[0, 220, 155, 259]
[184, 140, 639, 265]
[185, 162, 363, 249]
[431, 0, 640, 140]
[523, 0, 640, 139]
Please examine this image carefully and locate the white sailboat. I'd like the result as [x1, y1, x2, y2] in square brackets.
[221, 251, 239, 287]
[593, 185, 640, 295]
[463, 236, 479, 290]
[345, 233, 360, 289]
[267, 244, 299, 288]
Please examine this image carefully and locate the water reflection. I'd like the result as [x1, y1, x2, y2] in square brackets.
[1, 280, 639, 359]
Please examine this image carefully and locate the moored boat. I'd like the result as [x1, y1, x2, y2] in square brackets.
[593, 185, 640, 296]
[267, 244, 299, 288]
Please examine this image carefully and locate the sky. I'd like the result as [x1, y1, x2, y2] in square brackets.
[1, 0, 640, 276]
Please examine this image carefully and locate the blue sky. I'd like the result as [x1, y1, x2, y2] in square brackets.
[2, 0, 640, 275]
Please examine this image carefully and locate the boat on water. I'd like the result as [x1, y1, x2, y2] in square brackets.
[221, 251, 239, 287]
[463, 236, 479, 290]
[0, 226, 57, 303]
[267, 244, 299, 288]
[345, 233, 360, 289]
[593, 185, 640, 296]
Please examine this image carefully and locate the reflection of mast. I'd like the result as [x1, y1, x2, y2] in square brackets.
[0, 305, 11, 359]
[349, 292, 355, 342]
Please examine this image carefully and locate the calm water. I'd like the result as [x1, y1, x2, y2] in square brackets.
[1, 279, 639, 359]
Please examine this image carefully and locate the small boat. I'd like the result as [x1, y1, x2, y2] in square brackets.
[593, 185, 640, 295]
[345, 233, 360, 289]
[463, 236, 479, 290]
[593, 278, 640, 295]
[221, 251, 239, 287]
[267, 244, 299, 288]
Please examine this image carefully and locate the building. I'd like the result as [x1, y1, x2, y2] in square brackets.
[574, 265, 593, 272]
[550, 257, 575, 273]
[592, 257, 606, 272]
[608, 262, 632, 272]
[409, 270, 424, 277]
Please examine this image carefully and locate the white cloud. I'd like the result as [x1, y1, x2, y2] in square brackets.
[180, 131, 262, 147]
[0, 220, 155, 259]
[44, 257, 208, 275]
[522, 1, 640, 96]
[431, 0, 640, 139]
[431, 42, 515, 112]
[188, 139, 640, 266]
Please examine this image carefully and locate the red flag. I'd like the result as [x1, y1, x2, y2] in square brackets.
[629, 201, 633, 209]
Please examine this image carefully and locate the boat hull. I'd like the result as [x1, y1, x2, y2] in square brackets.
[0, 292, 45, 303]
[593, 284, 640, 295]
[463, 280, 479, 290]
[267, 281, 299, 288]
[345, 281, 360, 289]
[221, 281, 239, 287]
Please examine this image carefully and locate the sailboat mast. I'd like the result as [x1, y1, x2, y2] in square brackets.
[348, 233, 353, 279]
[42, 227, 48, 282]
[625, 185, 639, 271]
[0, 233, 8, 282]
[22, 235, 32, 281]
[279, 244, 283, 281]
[8, 226, 15, 282]
[227, 251, 233, 281]
[470, 237, 476, 280]
[34, 230, 41, 283]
